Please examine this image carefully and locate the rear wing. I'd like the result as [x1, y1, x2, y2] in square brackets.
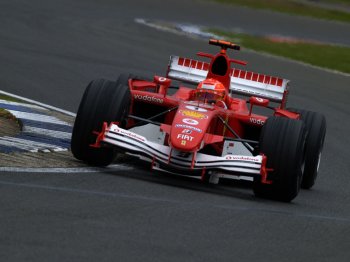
[167, 56, 289, 103]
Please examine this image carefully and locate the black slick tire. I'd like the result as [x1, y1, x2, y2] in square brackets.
[71, 76, 131, 166]
[253, 117, 306, 202]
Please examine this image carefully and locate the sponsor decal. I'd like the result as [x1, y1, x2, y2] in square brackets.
[255, 97, 264, 103]
[249, 118, 265, 125]
[112, 127, 146, 142]
[181, 140, 186, 146]
[185, 105, 207, 112]
[175, 124, 202, 133]
[158, 77, 167, 82]
[182, 118, 199, 125]
[225, 155, 260, 162]
[177, 134, 194, 141]
[134, 94, 163, 104]
[180, 110, 208, 119]
[182, 129, 192, 134]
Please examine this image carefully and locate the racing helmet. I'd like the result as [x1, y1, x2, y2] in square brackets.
[194, 78, 226, 104]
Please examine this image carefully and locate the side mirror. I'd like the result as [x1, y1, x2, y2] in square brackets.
[250, 96, 269, 107]
[154, 76, 171, 96]
[249, 96, 270, 115]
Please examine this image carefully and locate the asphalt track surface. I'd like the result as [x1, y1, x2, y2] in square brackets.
[0, 0, 350, 261]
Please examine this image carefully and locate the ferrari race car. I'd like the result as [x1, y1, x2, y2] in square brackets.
[71, 39, 326, 202]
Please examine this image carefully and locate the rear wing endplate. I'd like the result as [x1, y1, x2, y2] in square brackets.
[167, 56, 289, 102]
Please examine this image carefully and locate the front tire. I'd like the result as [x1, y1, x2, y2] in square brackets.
[253, 117, 306, 202]
[71, 77, 131, 166]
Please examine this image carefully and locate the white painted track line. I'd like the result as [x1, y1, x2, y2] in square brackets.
[0, 99, 49, 110]
[23, 126, 72, 139]
[8, 110, 70, 125]
[0, 136, 66, 152]
[135, 18, 350, 78]
[0, 90, 76, 116]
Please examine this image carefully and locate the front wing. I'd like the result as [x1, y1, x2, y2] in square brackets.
[94, 123, 263, 179]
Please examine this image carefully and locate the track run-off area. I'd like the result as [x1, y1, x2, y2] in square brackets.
[0, 0, 350, 261]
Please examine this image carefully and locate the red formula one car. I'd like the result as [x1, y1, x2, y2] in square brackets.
[71, 39, 326, 202]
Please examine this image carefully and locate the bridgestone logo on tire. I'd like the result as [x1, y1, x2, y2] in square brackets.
[134, 94, 163, 104]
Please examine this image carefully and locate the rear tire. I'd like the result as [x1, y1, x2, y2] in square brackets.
[71, 77, 131, 166]
[290, 109, 326, 189]
[253, 117, 306, 202]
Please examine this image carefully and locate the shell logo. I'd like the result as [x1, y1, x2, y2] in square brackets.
[181, 110, 208, 119]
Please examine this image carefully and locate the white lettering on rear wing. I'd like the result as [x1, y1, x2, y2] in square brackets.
[167, 56, 289, 102]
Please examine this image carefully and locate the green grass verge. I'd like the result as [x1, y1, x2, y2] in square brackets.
[214, 0, 350, 23]
[0, 94, 22, 103]
[209, 29, 350, 74]
[330, 0, 350, 4]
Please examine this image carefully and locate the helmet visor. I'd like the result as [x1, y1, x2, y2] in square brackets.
[195, 90, 224, 103]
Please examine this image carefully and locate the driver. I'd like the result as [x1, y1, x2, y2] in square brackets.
[193, 78, 226, 105]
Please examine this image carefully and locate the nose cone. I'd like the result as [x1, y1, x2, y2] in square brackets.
[170, 105, 212, 151]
